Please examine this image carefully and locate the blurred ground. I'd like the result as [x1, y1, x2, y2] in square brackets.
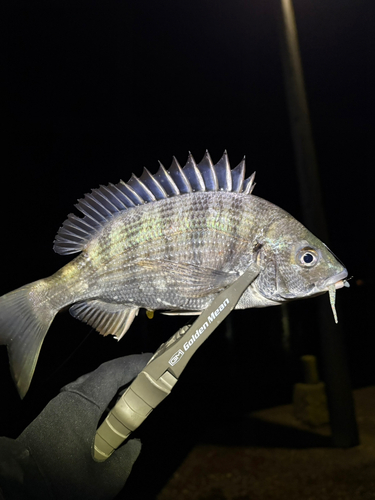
[157, 386, 375, 500]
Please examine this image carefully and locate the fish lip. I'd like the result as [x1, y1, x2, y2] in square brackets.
[319, 269, 348, 291]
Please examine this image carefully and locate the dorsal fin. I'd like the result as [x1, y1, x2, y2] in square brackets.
[53, 151, 256, 255]
[214, 150, 232, 191]
[183, 153, 205, 191]
[197, 150, 218, 191]
[231, 157, 246, 192]
[168, 156, 191, 193]
[154, 162, 180, 196]
[243, 171, 256, 194]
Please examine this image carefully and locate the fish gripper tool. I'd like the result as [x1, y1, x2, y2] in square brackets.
[93, 262, 260, 461]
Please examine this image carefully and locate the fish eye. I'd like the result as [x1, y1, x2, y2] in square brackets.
[297, 247, 319, 268]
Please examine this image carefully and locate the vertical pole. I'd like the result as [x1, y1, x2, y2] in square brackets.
[278, 0, 359, 446]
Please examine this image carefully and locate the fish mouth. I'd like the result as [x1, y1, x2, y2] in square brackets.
[319, 269, 348, 291]
[317, 268, 349, 324]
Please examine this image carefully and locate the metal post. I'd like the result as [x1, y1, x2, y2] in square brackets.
[278, 0, 359, 446]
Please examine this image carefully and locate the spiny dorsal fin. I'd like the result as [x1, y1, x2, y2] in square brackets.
[231, 158, 246, 192]
[53, 151, 256, 255]
[214, 150, 232, 191]
[243, 171, 256, 194]
[182, 152, 205, 191]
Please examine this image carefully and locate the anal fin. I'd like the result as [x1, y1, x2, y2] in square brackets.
[70, 300, 139, 340]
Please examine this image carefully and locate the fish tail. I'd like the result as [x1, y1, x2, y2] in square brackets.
[0, 279, 57, 398]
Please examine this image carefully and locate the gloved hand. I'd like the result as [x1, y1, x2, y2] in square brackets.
[0, 353, 152, 500]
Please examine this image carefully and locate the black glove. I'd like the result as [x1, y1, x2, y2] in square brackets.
[0, 353, 152, 500]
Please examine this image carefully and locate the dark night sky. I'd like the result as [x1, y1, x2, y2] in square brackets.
[1, 0, 374, 470]
[2, 0, 372, 272]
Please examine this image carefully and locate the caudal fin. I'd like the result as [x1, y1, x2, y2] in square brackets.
[0, 280, 56, 398]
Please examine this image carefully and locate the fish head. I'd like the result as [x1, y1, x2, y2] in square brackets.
[248, 214, 348, 315]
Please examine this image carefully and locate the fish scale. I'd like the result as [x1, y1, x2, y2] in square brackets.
[81, 193, 256, 309]
[0, 151, 348, 398]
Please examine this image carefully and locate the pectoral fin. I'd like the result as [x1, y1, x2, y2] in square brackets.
[70, 301, 139, 340]
[137, 259, 239, 297]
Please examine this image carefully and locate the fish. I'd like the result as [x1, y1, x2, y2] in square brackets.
[0, 151, 348, 398]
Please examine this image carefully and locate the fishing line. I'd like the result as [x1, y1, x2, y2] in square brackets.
[47, 328, 95, 381]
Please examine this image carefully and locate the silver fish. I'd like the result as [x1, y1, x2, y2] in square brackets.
[0, 151, 348, 397]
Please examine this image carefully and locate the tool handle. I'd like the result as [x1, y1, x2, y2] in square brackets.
[93, 262, 260, 461]
[93, 371, 177, 459]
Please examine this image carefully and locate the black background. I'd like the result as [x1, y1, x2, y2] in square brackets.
[1, 0, 374, 497]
